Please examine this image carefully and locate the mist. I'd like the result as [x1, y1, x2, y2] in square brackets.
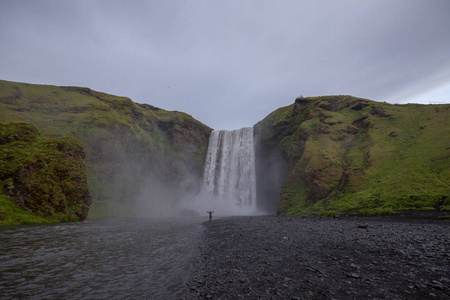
[127, 126, 284, 218]
[105, 153, 206, 218]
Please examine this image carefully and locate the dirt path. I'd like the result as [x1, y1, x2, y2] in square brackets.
[185, 215, 449, 299]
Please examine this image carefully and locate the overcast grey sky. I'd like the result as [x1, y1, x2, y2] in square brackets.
[1, 0, 449, 129]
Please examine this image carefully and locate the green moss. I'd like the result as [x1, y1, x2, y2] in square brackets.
[0, 193, 55, 225]
[257, 95, 450, 216]
[0, 122, 90, 224]
[279, 173, 309, 215]
[0, 80, 211, 219]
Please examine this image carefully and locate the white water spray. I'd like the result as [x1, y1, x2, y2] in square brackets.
[202, 127, 257, 214]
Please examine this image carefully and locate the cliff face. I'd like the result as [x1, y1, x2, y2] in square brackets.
[255, 96, 450, 216]
[0, 80, 212, 217]
[3, 79, 448, 219]
[0, 122, 91, 224]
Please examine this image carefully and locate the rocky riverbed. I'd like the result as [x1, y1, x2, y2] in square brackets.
[184, 215, 449, 299]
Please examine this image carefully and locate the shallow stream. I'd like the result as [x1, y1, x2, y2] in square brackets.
[0, 217, 203, 299]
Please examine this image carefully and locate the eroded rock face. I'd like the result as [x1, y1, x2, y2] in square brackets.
[0, 122, 92, 222]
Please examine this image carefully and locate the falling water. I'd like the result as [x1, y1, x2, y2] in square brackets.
[202, 127, 257, 213]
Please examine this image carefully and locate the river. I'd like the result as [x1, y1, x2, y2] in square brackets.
[0, 217, 204, 299]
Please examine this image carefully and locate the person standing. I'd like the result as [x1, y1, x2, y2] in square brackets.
[207, 210, 214, 222]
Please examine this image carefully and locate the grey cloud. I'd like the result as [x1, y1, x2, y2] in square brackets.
[1, 0, 449, 129]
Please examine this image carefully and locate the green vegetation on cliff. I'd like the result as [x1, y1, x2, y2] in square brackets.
[255, 96, 450, 216]
[0, 121, 91, 225]
[3, 79, 447, 219]
[0, 80, 211, 218]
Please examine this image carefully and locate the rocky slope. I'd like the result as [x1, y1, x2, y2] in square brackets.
[0, 80, 211, 217]
[0, 121, 91, 224]
[255, 96, 450, 216]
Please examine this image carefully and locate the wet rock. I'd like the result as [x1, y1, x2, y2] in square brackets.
[184, 215, 450, 299]
[430, 280, 444, 290]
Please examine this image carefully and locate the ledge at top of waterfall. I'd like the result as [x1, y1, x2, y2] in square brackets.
[202, 127, 258, 215]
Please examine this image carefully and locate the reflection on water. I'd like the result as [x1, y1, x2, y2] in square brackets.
[0, 217, 203, 299]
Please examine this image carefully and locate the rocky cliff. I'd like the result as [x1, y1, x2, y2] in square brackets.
[255, 96, 450, 216]
[0, 121, 91, 224]
[0, 80, 212, 217]
[2, 79, 448, 219]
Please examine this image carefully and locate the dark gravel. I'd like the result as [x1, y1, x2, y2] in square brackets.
[184, 215, 450, 299]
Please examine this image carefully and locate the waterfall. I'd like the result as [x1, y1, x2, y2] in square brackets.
[202, 127, 257, 213]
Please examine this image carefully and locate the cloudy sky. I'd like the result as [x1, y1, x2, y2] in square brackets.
[1, 0, 449, 129]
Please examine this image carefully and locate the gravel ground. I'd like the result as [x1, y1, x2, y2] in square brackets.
[184, 215, 450, 299]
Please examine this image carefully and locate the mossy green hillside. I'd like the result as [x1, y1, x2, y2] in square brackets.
[255, 96, 450, 216]
[3, 80, 447, 218]
[0, 194, 54, 225]
[0, 80, 212, 217]
[0, 122, 91, 225]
